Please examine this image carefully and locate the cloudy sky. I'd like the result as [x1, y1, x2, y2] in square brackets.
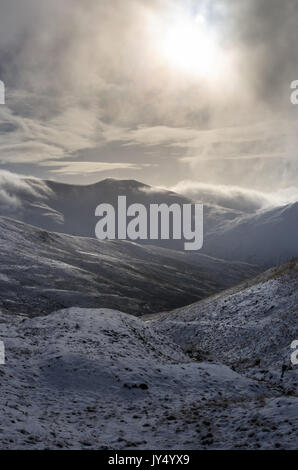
[0, 0, 298, 189]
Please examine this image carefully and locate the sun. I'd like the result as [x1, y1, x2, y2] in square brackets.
[162, 15, 219, 77]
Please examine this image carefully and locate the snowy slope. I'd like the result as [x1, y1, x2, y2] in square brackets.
[0, 216, 257, 316]
[203, 202, 298, 266]
[0, 261, 297, 449]
[150, 259, 298, 394]
[0, 307, 282, 450]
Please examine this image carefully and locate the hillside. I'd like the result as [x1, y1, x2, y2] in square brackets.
[150, 259, 298, 393]
[0, 259, 297, 449]
[0, 216, 257, 316]
[204, 202, 298, 266]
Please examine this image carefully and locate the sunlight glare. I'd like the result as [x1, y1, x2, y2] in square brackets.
[162, 15, 219, 77]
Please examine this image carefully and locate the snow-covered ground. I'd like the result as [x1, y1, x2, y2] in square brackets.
[151, 259, 298, 382]
[0, 259, 297, 449]
[0, 307, 283, 450]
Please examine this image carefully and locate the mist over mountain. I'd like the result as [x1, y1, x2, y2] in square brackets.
[1, 173, 297, 267]
[0, 175, 188, 235]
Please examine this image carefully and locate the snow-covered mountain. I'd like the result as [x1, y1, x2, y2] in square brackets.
[0, 173, 297, 449]
[203, 202, 298, 266]
[1, 174, 298, 267]
[0, 259, 297, 449]
[2, 177, 246, 259]
[0, 216, 256, 316]
[1, 177, 197, 244]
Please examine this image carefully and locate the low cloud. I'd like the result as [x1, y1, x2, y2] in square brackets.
[42, 161, 145, 175]
[170, 180, 298, 213]
[0, 170, 50, 212]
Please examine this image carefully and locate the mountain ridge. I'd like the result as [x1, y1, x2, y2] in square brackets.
[2, 175, 298, 266]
